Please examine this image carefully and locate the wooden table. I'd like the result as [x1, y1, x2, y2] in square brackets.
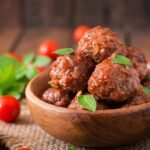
[0, 27, 150, 150]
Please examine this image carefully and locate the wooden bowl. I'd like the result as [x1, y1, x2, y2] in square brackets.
[25, 71, 150, 148]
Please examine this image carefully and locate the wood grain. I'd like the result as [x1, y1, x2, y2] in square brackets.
[0, 0, 22, 28]
[0, 28, 21, 54]
[131, 30, 150, 60]
[16, 28, 72, 55]
[24, 0, 71, 27]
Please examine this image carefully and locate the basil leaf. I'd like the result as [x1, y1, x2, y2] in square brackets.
[0, 65, 14, 84]
[23, 53, 35, 64]
[0, 55, 17, 67]
[15, 63, 27, 80]
[143, 87, 150, 96]
[0, 88, 3, 96]
[78, 94, 96, 112]
[68, 146, 77, 150]
[112, 54, 133, 67]
[146, 75, 150, 80]
[34, 55, 51, 67]
[7, 91, 21, 99]
[54, 48, 74, 55]
[25, 65, 38, 79]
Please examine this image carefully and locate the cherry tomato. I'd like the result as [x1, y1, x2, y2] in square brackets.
[7, 52, 22, 61]
[38, 40, 59, 60]
[17, 148, 30, 150]
[36, 66, 45, 73]
[73, 25, 90, 42]
[0, 96, 20, 122]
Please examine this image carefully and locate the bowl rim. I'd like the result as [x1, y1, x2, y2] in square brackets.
[25, 72, 150, 116]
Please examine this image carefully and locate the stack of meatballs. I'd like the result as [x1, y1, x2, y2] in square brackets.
[42, 26, 150, 110]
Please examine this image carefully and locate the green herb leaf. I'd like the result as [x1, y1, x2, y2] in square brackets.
[146, 75, 150, 80]
[7, 91, 21, 99]
[54, 48, 74, 55]
[34, 55, 51, 67]
[68, 146, 77, 150]
[25, 65, 38, 79]
[15, 63, 26, 80]
[112, 54, 133, 67]
[23, 53, 35, 64]
[0, 88, 3, 96]
[0, 55, 17, 67]
[78, 94, 96, 112]
[143, 87, 150, 96]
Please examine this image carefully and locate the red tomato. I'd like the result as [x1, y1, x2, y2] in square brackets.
[17, 148, 30, 150]
[73, 25, 90, 42]
[7, 52, 22, 61]
[36, 66, 45, 73]
[38, 40, 59, 60]
[0, 96, 20, 122]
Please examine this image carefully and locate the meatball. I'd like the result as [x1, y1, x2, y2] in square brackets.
[49, 54, 94, 93]
[76, 26, 125, 63]
[42, 88, 71, 107]
[122, 89, 150, 108]
[126, 47, 148, 80]
[68, 91, 108, 110]
[88, 57, 140, 102]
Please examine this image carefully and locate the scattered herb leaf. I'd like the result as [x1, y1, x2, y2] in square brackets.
[23, 53, 35, 64]
[68, 146, 77, 150]
[112, 54, 133, 67]
[78, 94, 96, 112]
[143, 87, 150, 96]
[54, 48, 74, 55]
[15, 63, 26, 80]
[34, 55, 51, 67]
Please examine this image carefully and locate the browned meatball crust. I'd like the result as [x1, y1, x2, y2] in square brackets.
[49, 54, 94, 93]
[42, 88, 71, 107]
[68, 92, 108, 110]
[76, 26, 125, 63]
[122, 89, 150, 108]
[126, 47, 148, 80]
[88, 57, 140, 102]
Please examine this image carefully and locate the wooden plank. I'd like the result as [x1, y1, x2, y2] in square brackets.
[16, 28, 72, 55]
[0, 28, 21, 54]
[75, 0, 105, 26]
[24, 0, 70, 27]
[0, 0, 22, 28]
[131, 30, 150, 60]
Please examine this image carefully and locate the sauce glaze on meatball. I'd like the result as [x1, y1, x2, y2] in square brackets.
[126, 46, 148, 80]
[76, 26, 125, 63]
[42, 88, 71, 107]
[88, 57, 141, 102]
[49, 54, 94, 93]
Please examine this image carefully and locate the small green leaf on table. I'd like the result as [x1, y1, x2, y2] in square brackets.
[54, 48, 74, 55]
[15, 63, 27, 80]
[23, 53, 35, 64]
[34, 55, 51, 67]
[78, 94, 96, 112]
[112, 54, 133, 67]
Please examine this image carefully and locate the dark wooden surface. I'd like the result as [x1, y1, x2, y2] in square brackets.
[0, 0, 150, 29]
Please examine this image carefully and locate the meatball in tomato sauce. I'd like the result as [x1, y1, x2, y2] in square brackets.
[88, 57, 140, 102]
[49, 54, 94, 93]
[76, 26, 125, 63]
[42, 88, 71, 107]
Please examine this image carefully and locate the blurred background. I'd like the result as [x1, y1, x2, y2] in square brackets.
[0, 0, 150, 58]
